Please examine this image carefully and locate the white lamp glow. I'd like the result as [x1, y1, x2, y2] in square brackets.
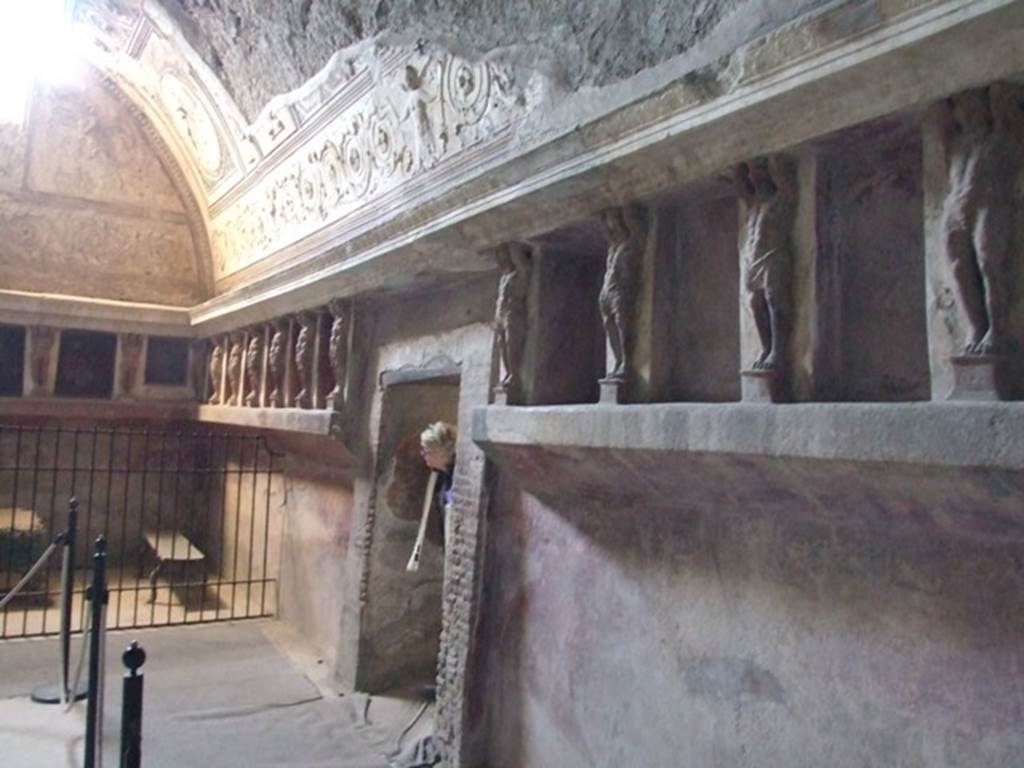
[0, 0, 77, 125]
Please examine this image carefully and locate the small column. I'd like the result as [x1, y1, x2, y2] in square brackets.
[117, 334, 144, 400]
[26, 325, 57, 397]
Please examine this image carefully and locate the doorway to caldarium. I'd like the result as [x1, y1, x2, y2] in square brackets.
[358, 362, 460, 693]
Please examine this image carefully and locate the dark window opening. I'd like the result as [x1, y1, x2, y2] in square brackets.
[55, 330, 116, 398]
[0, 325, 25, 396]
[145, 337, 190, 386]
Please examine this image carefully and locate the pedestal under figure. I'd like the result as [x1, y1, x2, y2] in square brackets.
[736, 155, 796, 403]
[493, 242, 531, 405]
[598, 205, 646, 404]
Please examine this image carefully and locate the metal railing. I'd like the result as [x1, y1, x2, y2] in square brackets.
[0, 426, 281, 639]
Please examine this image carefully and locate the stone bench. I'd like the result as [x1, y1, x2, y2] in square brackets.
[142, 530, 205, 603]
[0, 508, 49, 601]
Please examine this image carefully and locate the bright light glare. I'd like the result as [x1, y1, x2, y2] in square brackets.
[0, 0, 76, 125]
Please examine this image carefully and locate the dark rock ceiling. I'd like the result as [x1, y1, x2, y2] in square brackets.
[164, 0, 827, 123]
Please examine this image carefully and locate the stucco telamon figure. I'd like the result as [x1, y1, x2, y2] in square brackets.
[934, 83, 1024, 356]
[226, 332, 244, 406]
[244, 328, 263, 407]
[294, 312, 317, 409]
[494, 242, 531, 398]
[735, 154, 796, 373]
[599, 205, 646, 383]
[207, 339, 224, 405]
[327, 299, 349, 410]
[268, 319, 289, 408]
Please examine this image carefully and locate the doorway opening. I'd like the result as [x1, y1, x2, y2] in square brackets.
[359, 364, 460, 692]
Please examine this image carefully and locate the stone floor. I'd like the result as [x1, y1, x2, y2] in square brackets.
[0, 620, 435, 767]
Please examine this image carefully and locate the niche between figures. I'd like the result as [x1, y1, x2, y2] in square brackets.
[815, 120, 930, 401]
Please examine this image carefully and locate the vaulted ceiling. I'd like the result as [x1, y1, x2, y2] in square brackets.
[65, 0, 826, 301]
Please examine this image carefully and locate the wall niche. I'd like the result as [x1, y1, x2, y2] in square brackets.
[55, 330, 117, 398]
[145, 336, 190, 386]
[657, 190, 741, 402]
[521, 224, 606, 405]
[815, 119, 930, 401]
[0, 325, 25, 396]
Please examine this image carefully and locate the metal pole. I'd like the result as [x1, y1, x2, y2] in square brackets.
[61, 497, 78, 700]
[31, 497, 86, 705]
[84, 535, 108, 768]
[119, 641, 145, 768]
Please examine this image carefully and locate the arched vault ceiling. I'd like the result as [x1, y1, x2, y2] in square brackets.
[71, 0, 829, 291]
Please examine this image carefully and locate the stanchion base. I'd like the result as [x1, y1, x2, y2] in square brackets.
[30, 681, 89, 705]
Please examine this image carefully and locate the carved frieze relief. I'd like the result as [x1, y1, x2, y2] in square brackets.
[210, 49, 535, 278]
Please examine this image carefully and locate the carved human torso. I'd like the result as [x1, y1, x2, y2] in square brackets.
[226, 338, 243, 401]
[742, 188, 794, 291]
[245, 333, 263, 405]
[945, 124, 1016, 225]
[208, 345, 224, 403]
[600, 236, 634, 310]
[495, 268, 528, 325]
[329, 315, 348, 378]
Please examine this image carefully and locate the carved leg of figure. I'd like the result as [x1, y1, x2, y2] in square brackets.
[496, 328, 511, 387]
[973, 209, 1012, 355]
[946, 226, 989, 353]
[749, 289, 772, 368]
[764, 293, 792, 372]
[600, 303, 627, 380]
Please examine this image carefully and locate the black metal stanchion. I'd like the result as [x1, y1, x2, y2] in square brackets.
[84, 536, 109, 768]
[32, 497, 88, 704]
[120, 641, 146, 768]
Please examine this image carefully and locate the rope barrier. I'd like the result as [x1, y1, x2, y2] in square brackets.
[64, 605, 91, 713]
[0, 536, 62, 611]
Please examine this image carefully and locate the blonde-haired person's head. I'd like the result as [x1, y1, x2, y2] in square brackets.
[420, 421, 456, 471]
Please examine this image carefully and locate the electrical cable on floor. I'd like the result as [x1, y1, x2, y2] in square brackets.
[389, 699, 431, 758]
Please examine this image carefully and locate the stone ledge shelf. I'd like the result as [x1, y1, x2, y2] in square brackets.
[195, 405, 341, 438]
[473, 403, 1024, 543]
[0, 399, 341, 439]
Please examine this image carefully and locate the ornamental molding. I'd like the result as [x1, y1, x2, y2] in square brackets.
[209, 47, 539, 280]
